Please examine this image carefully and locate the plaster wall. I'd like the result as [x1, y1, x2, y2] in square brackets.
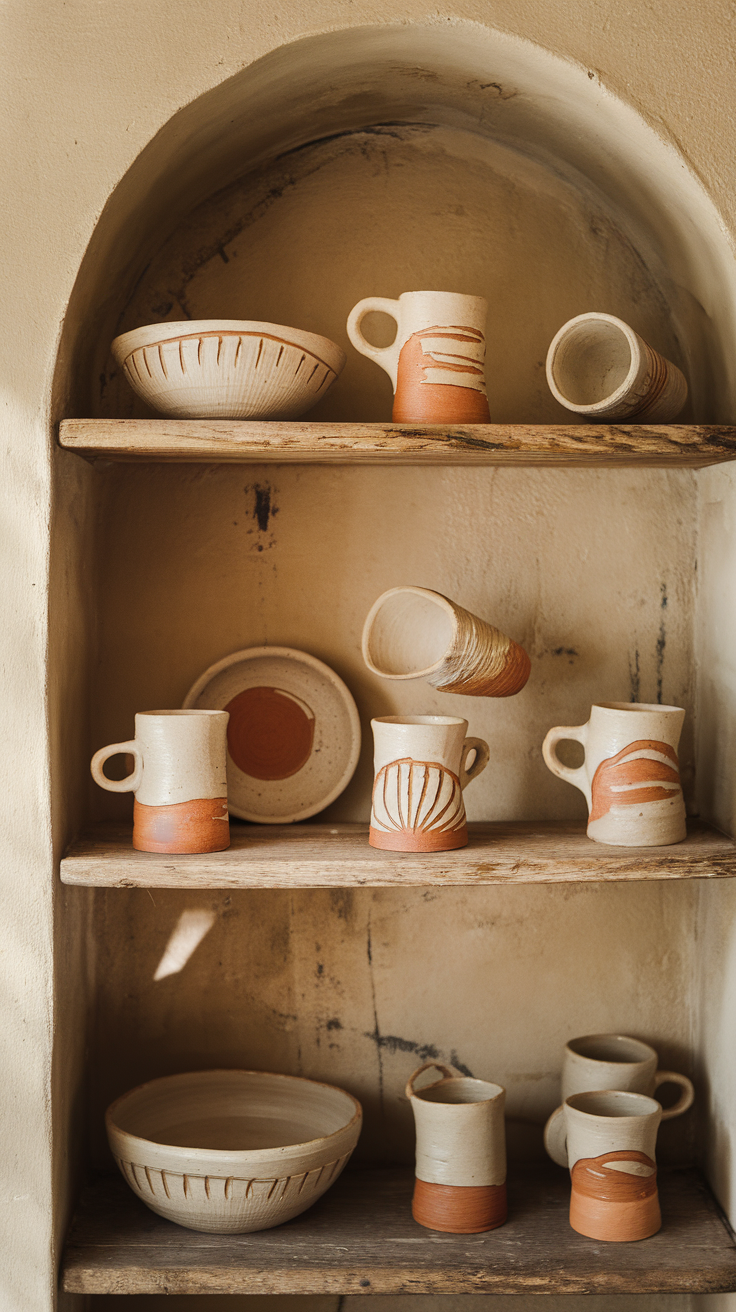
[1, 2, 736, 1311]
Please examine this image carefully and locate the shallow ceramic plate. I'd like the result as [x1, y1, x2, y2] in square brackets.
[183, 647, 361, 823]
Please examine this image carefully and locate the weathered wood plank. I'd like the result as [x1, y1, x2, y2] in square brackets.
[60, 819, 736, 889]
[59, 420, 736, 467]
[61, 1167, 736, 1295]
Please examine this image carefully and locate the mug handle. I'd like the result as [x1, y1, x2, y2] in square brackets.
[346, 297, 402, 390]
[459, 737, 490, 789]
[90, 740, 143, 793]
[655, 1071, 695, 1120]
[543, 1104, 568, 1167]
[405, 1060, 455, 1100]
[542, 723, 591, 806]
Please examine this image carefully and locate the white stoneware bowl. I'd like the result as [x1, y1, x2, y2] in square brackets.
[183, 646, 361, 823]
[106, 1070, 362, 1234]
[111, 320, 346, 419]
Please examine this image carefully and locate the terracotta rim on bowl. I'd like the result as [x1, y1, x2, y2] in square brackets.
[111, 319, 346, 375]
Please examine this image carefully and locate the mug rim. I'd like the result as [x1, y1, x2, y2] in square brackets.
[592, 701, 684, 714]
[372, 715, 467, 727]
[566, 1089, 661, 1118]
[413, 1075, 504, 1105]
[137, 709, 228, 717]
[566, 1033, 657, 1065]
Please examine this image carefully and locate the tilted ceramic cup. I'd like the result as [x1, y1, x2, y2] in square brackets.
[542, 702, 687, 846]
[362, 586, 530, 697]
[406, 1062, 507, 1234]
[369, 716, 489, 852]
[546, 312, 688, 422]
[544, 1034, 694, 1167]
[346, 291, 491, 423]
[91, 710, 230, 854]
[562, 1090, 662, 1242]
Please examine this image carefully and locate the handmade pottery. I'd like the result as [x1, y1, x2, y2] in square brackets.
[362, 586, 530, 697]
[546, 312, 688, 422]
[369, 715, 489, 852]
[542, 702, 687, 846]
[91, 710, 229, 854]
[106, 1070, 362, 1233]
[111, 320, 346, 419]
[346, 291, 491, 423]
[544, 1034, 694, 1166]
[183, 647, 360, 823]
[406, 1062, 506, 1234]
[560, 1090, 662, 1241]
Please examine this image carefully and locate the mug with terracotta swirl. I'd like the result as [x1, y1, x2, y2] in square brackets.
[562, 1090, 662, 1242]
[542, 702, 686, 846]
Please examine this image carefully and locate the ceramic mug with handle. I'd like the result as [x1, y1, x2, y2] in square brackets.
[91, 709, 230, 854]
[562, 1090, 663, 1241]
[369, 715, 489, 852]
[346, 290, 491, 423]
[544, 1033, 694, 1166]
[542, 701, 687, 846]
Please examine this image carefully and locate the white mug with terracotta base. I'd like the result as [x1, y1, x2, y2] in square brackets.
[542, 702, 687, 846]
[369, 716, 489, 852]
[544, 1033, 694, 1167]
[562, 1090, 662, 1242]
[406, 1062, 507, 1234]
[346, 291, 491, 424]
[91, 710, 230, 854]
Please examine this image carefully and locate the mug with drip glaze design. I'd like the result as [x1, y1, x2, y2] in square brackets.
[542, 702, 687, 846]
[544, 1033, 694, 1167]
[347, 291, 491, 424]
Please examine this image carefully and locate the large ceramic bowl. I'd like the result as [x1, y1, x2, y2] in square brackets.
[111, 320, 346, 419]
[106, 1070, 362, 1233]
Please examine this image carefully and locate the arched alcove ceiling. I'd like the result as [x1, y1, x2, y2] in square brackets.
[56, 19, 736, 419]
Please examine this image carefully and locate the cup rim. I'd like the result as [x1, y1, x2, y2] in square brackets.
[412, 1075, 504, 1105]
[372, 715, 467, 727]
[566, 1033, 657, 1066]
[137, 709, 228, 717]
[592, 701, 684, 715]
[545, 312, 641, 414]
[566, 1089, 661, 1118]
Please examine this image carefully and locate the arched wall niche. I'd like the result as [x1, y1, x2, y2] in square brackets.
[54, 19, 736, 422]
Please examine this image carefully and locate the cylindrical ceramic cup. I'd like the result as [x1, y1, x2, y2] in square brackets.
[542, 702, 687, 846]
[369, 716, 489, 852]
[406, 1062, 507, 1234]
[362, 586, 530, 697]
[562, 1090, 662, 1242]
[91, 709, 230, 854]
[545, 312, 688, 422]
[346, 291, 491, 423]
[544, 1034, 694, 1166]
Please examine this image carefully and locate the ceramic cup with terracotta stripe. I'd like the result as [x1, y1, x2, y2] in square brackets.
[545, 312, 688, 422]
[347, 291, 491, 423]
[542, 702, 687, 846]
[544, 1033, 694, 1167]
[406, 1062, 507, 1234]
[91, 710, 230, 853]
[562, 1090, 662, 1242]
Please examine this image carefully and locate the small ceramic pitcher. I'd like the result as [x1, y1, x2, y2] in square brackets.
[544, 1033, 694, 1166]
[561, 1090, 662, 1241]
[91, 710, 230, 853]
[542, 702, 687, 846]
[362, 586, 530, 697]
[406, 1062, 507, 1234]
[346, 291, 491, 423]
[369, 716, 489, 852]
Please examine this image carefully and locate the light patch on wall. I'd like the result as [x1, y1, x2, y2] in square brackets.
[153, 909, 216, 981]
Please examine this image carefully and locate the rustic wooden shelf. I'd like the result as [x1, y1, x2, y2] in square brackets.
[60, 819, 736, 888]
[61, 1166, 736, 1296]
[59, 419, 736, 466]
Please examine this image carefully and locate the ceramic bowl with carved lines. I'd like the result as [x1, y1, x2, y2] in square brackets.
[111, 320, 346, 419]
[106, 1070, 362, 1233]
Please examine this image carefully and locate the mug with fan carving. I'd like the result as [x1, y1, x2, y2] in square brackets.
[369, 715, 489, 852]
[542, 702, 686, 846]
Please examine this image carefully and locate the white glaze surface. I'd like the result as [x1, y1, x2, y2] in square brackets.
[91, 709, 228, 806]
[406, 1063, 506, 1187]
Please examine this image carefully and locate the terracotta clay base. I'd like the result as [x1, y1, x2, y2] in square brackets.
[570, 1186, 661, 1241]
[368, 824, 468, 852]
[133, 797, 230, 854]
[412, 1178, 507, 1233]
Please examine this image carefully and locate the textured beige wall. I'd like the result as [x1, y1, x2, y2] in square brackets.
[0, 1, 735, 1309]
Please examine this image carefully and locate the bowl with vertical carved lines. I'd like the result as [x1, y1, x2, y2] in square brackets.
[106, 1070, 362, 1233]
[111, 320, 346, 419]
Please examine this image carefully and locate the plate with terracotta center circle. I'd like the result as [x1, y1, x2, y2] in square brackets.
[183, 647, 361, 823]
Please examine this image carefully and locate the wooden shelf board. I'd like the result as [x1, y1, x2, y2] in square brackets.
[59, 419, 736, 467]
[61, 1166, 736, 1296]
[60, 819, 736, 889]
